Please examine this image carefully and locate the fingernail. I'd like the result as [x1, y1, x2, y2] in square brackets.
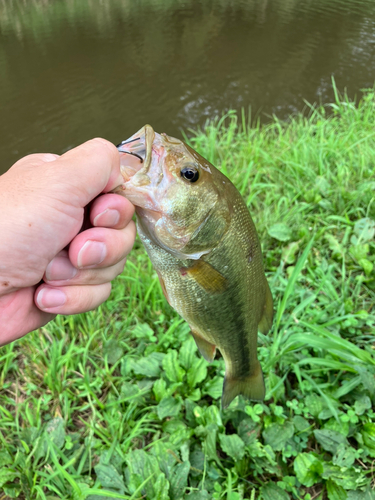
[37, 288, 66, 309]
[77, 240, 107, 268]
[93, 208, 120, 227]
[45, 256, 78, 281]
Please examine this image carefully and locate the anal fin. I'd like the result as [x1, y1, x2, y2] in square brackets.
[258, 279, 274, 335]
[190, 329, 216, 362]
[222, 360, 265, 408]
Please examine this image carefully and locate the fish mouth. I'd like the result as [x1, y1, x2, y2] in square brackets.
[114, 124, 167, 211]
[116, 124, 155, 186]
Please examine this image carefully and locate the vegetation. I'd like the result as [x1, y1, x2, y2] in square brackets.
[1, 84, 375, 500]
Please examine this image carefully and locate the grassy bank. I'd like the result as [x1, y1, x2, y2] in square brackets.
[1, 85, 375, 500]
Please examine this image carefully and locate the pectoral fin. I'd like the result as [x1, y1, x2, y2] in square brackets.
[190, 329, 216, 362]
[258, 280, 274, 335]
[181, 260, 228, 294]
[222, 360, 265, 408]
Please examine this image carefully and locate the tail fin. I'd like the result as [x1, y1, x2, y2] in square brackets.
[221, 360, 265, 409]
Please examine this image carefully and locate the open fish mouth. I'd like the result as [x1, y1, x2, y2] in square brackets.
[116, 124, 155, 186]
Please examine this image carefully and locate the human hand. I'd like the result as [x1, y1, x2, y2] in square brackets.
[0, 138, 136, 346]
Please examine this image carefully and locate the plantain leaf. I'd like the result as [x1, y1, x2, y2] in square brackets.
[219, 434, 245, 461]
[157, 396, 182, 420]
[268, 223, 292, 241]
[314, 429, 348, 454]
[260, 482, 290, 500]
[169, 461, 190, 500]
[327, 479, 348, 500]
[95, 464, 126, 494]
[132, 352, 164, 377]
[263, 421, 294, 451]
[187, 357, 207, 388]
[46, 417, 65, 449]
[163, 350, 185, 383]
[294, 452, 323, 487]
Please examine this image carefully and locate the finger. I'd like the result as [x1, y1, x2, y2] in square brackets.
[11, 153, 59, 169]
[44, 254, 126, 286]
[90, 193, 135, 229]
[0, 288, 55, 346]
[35, 282, 112, 315]
[55, 138, 122, 205]
[68, 222, 136, 270]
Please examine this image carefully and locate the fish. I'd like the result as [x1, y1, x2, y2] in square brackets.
[114, 124, 273, 408]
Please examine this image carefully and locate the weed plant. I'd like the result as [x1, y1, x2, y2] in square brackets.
[1, 84, 375, 500]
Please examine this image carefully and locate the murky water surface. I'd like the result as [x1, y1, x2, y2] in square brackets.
[1, 0, 375, 173]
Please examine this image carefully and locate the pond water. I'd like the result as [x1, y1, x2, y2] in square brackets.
[1, 0, 375, 173]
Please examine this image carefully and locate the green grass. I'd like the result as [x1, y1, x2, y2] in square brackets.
[1, 83, 375, 500]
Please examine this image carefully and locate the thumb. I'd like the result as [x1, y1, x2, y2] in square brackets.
[54, 138, 122, 207]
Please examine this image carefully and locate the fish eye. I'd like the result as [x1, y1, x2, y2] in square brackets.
[181, 166, 199, 183]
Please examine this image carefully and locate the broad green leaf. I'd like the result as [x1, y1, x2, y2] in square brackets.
[354, 395, 372, 415]
[94, 464, 126, 494]
[219, 434, 245, 461]
[185, 490, 209, 499]
[238, 417, 260, 446]
[305, 394, 323, 417]
[350, 244, 370, 262]
[187, 357, 207, 388]
[103, 339, 124, 365]
[294, 452, 323, 487]
[189, 449, 205, 476]
[314, 429, 348, 454]
[153, 378, 168, 402]
[322, 464, 361, 490]
[359, 258, 373, 276]
[204, 405, 223, 429]
[132, 352, 164, 377]
[179, 337, 197, 370]
[3, 483, 22, 498]
[362, 423, 375, 454]
[281, 241, 301, 264]
[260, 482, 290, 500]
[203, 376, 224, 400]
[153, 472, 170, 500]
[347, 490, 374, 500]
[132, 322, 157, 341]
[169, 461, 190, 500]
[125, 449, 161, 498]
[353, 218, 375, 242]
[327, 480, 348, 500]
[163, 350, 185, 383]
[263, 421, 294, 451]
[333, 444, 356, 468]
[293, 416, 310, 433]
[157, 396, 182, 420]
[0, 468, 19, 488]
[46, 417, 65, 449]
[0, 451, 12, 467]
[205, 429, 218, 460]
[326, 234, 344, 259]
[268, 223, 292, 241]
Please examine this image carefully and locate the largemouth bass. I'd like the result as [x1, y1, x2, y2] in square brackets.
[115, 125, 273, 408]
